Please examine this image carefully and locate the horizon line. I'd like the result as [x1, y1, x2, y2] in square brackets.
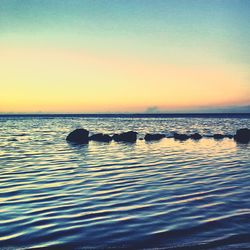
[1, 112, 250, 116]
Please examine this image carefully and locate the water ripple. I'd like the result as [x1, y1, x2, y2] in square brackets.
[0, 117, 249, 249]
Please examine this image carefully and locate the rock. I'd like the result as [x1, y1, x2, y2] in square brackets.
[113, 131, 137, 143]
[190, 133, 202, 140]
[173, 133, 190, 141]
[144, 133, 165, 141]
[225, 134, 233, 139]
[234, 128, 250, 144]
[213, 134, 225, 140]
[66, 129, 89, 144]
[89, 133, 112, 142]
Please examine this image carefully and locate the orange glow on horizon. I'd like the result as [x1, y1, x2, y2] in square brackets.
[0, 46, 249, 113]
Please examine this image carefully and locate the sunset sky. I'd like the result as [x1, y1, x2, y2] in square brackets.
[0, 0, 249, 113]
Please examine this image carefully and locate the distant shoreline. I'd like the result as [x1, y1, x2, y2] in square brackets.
[0, 113, 250, 118]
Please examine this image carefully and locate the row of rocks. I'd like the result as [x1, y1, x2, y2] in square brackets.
[66, 128, 250, 144]
[66, 129, 138, 143]
[173, 132, 233, 141]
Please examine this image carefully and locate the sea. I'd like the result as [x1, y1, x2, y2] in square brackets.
[0, 114, 250, 249]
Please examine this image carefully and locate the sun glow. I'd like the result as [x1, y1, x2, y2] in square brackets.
[1, 46, 249, 113]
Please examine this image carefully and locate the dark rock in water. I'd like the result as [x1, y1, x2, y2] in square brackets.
[234, 128, 250, 144]
[225, 134, 233, 139]
[89, 133, 112, 142]
[190, 133, 202, 140]
[66, 129, 89, 144]
[113, 131, 137, 143]
[144, 133, 165, 141]
[112, 134, 119, 141]
[173, 133, 190, 141]
[213, 134, 225, 140]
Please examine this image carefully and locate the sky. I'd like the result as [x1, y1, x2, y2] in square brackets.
[0, 0, 249, 113]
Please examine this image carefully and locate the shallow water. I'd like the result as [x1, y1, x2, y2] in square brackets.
[0, 116, 250, 249]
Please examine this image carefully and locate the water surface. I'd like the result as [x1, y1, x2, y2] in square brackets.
[0, 116, 250, 249]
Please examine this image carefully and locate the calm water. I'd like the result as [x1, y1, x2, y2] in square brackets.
[0, 116, 250, 249]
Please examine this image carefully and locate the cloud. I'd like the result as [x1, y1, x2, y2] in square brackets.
[144, 104, 250, 113]
[145, 106, 161, 113]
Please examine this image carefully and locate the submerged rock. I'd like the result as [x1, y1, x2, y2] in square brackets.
[204, 135, 214, 138]
[213, 134, 225, 140]
[173, 133, 190, 141]
[225, 134, 233, 139]
[190, 133, 202, 140]
[234, 128, 250, 144]
[113, 131, 137, 143]
[66, 129, 89, 144]
[144, 133, 165, 141]
[166, 135, 174, 138]
[89, 133, 112, 142]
